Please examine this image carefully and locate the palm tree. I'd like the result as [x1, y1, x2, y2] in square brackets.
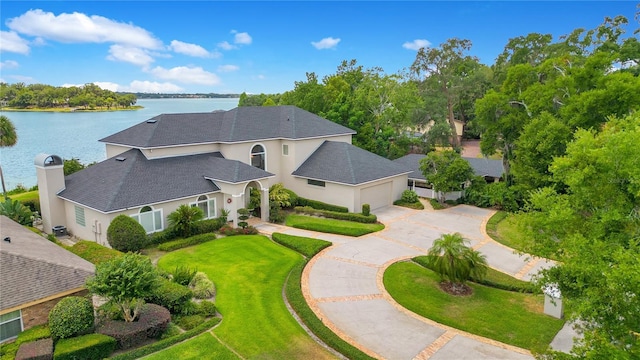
[167, 204, 204, 237]
[0, 115, 18, 199]
[424, 232, 488, 295]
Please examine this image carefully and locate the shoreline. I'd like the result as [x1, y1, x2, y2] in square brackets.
[0, 106, 144, 113]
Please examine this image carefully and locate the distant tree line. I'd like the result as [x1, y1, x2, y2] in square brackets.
[131, 93, 240, 99]
[0, 82, 137, 110]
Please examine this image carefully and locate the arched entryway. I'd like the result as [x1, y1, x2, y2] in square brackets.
[243, 180, 269, 222]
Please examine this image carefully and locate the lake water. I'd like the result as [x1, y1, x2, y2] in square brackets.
[0, 98, 240, 189]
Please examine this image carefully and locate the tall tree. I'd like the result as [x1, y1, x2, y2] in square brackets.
[411, 38, 478, 148]
[0, 115, 17, 199]
[419, 150, 474, 203]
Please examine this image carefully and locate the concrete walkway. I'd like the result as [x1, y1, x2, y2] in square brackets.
[255, 205, 563, 360]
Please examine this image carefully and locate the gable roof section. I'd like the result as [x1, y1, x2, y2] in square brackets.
[100, 106, 356, 148]
[58, 149, 273, 213]
[393, 154, 504, 181]
[292, 141, 411, 185]
[0, 216, 95, 311]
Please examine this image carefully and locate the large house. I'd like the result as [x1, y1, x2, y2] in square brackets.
[36, 106, 410, 244]
[0, 216, 94, 342]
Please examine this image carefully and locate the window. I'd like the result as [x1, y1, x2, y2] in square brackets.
[75, 205, 86, 226]
[307, 179, 326, 187]
[282, 144, 289, 156]
[0, 310, 22, 343]
[250, 144, 266, 170]
[131, 206, 163, 233]
[191, 195, 216, 219]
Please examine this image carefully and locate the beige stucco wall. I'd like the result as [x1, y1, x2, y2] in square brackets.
[105, 144, 133, 158]
[141, 143, 221, 159]
[289, 177, 357, 212]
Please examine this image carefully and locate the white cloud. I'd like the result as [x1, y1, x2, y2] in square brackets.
[107, 45, 154, 67]
[0, 31, 30, 54]
[7, 9, 163, 49]
[233, 31, 252, 45]
[170, 40, 210, 58]
[92, 82, 121, 91]
[403, 39, 431, 51]
[218, 64, 239, 72]
[218, 41, 235, 50]
[0, 60, 19, 70]
[126, 80, 184, 93]
[148, 66, 221, 85]
[311, 37, 340, 50]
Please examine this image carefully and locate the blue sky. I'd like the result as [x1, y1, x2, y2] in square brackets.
[0, 1, 637, 94]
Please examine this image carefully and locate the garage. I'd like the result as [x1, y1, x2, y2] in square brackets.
[360, 182, 391, 211]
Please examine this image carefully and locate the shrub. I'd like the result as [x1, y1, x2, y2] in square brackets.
[21, 199, 40, 214]
[0, 342, 19, 359]
[272, 232, 332, 258]
[293, 206, 377, 223]
[269, 183, 292, 208]
[237, 208, 250, 229]
[167, 205, 204, 238]
[96, 321, 147, 350]
[269, 201, 286, 223]
[170, 265, 197, 286]
[393, 199, 425, 209]
[189, 272, 216, 299]
[138, 304, 171, 339]
[107, 214, 147, 252]
[361, 203, 370, 216]
[174, 315, 204, 331]
[15, 325, 50, 345]
[219, 225, 258, 236]
[146, 277, 193, 314]
[159, 323, 181, 339]
[0, 199, 33, 226]
[401, 189, 419, 203]
[48, 296, 94, 340]
[191, 218, 225, 235]
[283, 189, 299, 208]
[196, 300, 217, 317]
[297, 197, 348, 212]
[157, 233, 216, 252]
[53, 334, 116, 360]
[15, 338, 53, 360]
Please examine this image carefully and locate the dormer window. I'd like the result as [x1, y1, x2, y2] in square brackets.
[250, 144, 266, 170]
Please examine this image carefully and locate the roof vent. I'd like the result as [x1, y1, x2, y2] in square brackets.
[115, 157, 126, 162]
[146, 119, 157, 124]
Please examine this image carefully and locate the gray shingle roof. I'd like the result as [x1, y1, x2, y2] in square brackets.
[393, 154, 504, 181]
[58, 149, 273, 213]
[100, 106, 356, 148]
[292, 141, 411, 185]
[0, 216, 95, 311]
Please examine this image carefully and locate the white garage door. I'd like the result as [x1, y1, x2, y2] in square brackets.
[360, 182, 391, 211]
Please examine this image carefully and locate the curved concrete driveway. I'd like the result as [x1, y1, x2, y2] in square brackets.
[257, 205, 556, 360]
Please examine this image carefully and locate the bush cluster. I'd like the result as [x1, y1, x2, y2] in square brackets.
[146, 277, 193, 314]
[170, 265, 197, 286]
[294, 206, 377, 223]
[297, 197, 348, 213]
[67, 240, 123, 265]
[137, 304, 172, 338]
[148, 218, 225, 247]
[219, 225, 259, 236]
[48, 296, 94, 340]
[96, 304, 170, 349]
[157, 233, 217, 252]
[21, 199, 41, 214]
[401, 189, 419, 203]
[463, 179, 521, 212]
[15, 338, 52, 360]
[107, 215, 148, 252]
[189, 272, 216, 299]
[272, 232, 332, 258]
[53, 334, 116, 360]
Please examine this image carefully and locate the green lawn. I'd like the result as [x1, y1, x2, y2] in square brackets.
[157, 235, 336, 360]
[8, 190, 39, 203]
[144, 332, 239, 360]
[285, 214, 384, 236]
[487, 211, 534, 255]
[384, 261, 564, 352]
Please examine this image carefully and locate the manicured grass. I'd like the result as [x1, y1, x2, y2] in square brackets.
[393, 199, 425, 210]
[285, 214, 384, 237]
[384, 261, 564, 352]
[66, 240, 123, 264]
[144, 333, 239, 360]
[157, 236, 335, 360]
[486, 211, 528, 253]
[8, 190, 39, 203]
[272, 232, 332, 258]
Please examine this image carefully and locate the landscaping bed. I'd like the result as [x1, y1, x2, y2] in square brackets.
[285, 214, 384, 237]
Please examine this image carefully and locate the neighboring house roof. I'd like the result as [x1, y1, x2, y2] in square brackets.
[58, 149, 274, 213]
[393, 154, 504, 181]
[100, 106, 357, 148]
[0, 216, 95, 311]
[292, 141, 411, 185]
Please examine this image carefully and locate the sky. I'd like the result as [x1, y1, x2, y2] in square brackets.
[0, 1, 637, 95]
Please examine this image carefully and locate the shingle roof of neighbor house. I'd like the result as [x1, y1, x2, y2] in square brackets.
[393, 154, 504, 181]
[59, 149, 274, 213]
[0, 216, 95, 311]
[100, 106, 357, 148]
[292, 141, 411, 185]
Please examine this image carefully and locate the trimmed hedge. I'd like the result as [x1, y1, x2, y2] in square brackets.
[138, 304, 172, 338]
[157, 233, 217, 252]
[294, 206, 377, 223]
[297, 197, 348, 213]
[108, 317, 221, 360]
[48, 297, 94, 340]
[107, 215, 148, 252]
[146, 277, 193, 314]
[147, 218, 225, 247]
[15, 338, 52, 360]
[96, 304, 170, 349]
[272, 232, 331, 258]
[53, 334, 116, 360]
